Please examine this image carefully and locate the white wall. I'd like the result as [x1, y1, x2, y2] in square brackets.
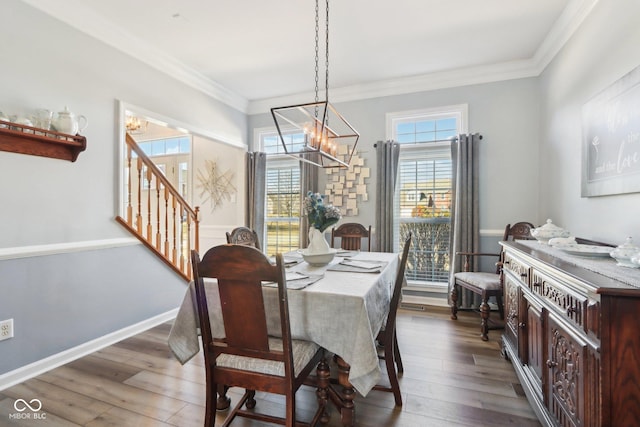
[538, 0, 640, 244]
[193, 134, 247, 251]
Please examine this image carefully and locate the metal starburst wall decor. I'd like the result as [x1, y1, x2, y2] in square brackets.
[196, 159, 236, 212]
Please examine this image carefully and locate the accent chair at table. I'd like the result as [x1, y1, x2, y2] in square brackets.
[330, 223, 371, 251]
[450, 222, 535, 341]
[372, 232, 412, 406]
[225, 226, 261, 250]
[191, 245, 328, 426]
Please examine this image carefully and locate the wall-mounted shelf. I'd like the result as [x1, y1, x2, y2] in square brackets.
[0, 120, 86, 162]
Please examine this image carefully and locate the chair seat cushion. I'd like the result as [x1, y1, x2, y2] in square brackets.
[216, 337, 319, 377]
[454, 272, 501, 291]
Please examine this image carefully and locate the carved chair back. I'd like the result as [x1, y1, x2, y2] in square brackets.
[331, 223, 371, 251]
[226, 226, 261, 250]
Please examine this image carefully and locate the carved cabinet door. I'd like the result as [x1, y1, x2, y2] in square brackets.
[546, 313, 586, 427]
[523, 293, 545, 401]
[503, 273, 521, 354]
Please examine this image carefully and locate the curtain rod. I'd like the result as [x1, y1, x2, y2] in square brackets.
[374, 134, 482, 148]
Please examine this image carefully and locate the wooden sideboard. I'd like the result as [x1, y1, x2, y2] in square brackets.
[500, 241, 640, 427]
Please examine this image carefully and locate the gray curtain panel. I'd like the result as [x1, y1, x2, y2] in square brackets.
[375, 140, 400, 252]
[299, 153, 319, 248]
[449, 133, 482, 308]
[245, 152, 267, 247]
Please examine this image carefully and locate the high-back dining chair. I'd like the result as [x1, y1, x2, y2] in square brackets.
[372, 232, 412, 406]
[191, 245, 327, 427]
[225, 226, 261, 250]
[331, 223, 371, 251]
[450, 222, 535, 341]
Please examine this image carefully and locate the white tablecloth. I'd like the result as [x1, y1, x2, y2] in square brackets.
[167, 251, 399, 396]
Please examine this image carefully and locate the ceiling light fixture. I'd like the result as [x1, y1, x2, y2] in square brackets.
[271, 0, 359, 168]
[125, 114, 148, 134]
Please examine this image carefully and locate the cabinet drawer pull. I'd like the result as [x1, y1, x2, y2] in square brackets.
[520, 272, 528, 278]
[546, 360, 558, 368]
[567, 306, 576, 315]
[533, 282, 541, 288]
[503, 261, 510, 265]
[519, 322, 526, 329]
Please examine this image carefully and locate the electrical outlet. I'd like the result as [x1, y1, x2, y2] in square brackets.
[0, 319, 14, 341]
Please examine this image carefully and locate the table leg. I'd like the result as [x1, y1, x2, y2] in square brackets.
[334, 355, 355, 427]
[316, 356, 331, 424]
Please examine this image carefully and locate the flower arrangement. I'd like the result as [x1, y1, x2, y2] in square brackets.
[304, 191, 341, 232]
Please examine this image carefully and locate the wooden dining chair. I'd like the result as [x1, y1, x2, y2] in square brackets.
[191, 245, 328, 427]
[372, 232, 412, 406]
[330, 223, 371, 251]
[450, 222, 535, 341]
[225, 226, 261, 250]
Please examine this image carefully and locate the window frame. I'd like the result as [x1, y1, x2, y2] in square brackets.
[257, 127, 303, 256]
[386, 104, 468, 288]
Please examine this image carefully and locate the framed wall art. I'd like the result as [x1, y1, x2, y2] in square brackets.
[581, 64, 640, 197]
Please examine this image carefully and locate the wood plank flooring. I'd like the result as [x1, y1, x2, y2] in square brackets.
[0, 306, 540, 426]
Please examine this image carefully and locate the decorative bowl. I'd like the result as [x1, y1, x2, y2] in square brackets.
[531, 219, 571, 244]
[301, 249, 337, 266]
[610, 237, 640, 268]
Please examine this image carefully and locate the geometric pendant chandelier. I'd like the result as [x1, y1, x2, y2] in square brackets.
[271, 0, 359, 168]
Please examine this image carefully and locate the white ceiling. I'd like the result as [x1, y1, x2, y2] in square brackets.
[22, 0, 597, 113]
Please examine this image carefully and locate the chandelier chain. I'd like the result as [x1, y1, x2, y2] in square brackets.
[314, 0, 320, 104]
[325, 0, 330, 102]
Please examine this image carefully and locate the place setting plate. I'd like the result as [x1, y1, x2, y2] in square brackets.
[557, 244, 613, 257]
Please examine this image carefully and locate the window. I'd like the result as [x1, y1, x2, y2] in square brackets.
[388, 105, 467, 287]
[134, 136, 192, 198]
[136, 136, 191, 157]
[260, 130, 303, 256]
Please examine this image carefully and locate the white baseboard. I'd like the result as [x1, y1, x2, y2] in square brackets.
[0, 309, 178, 392]
[401, 295, 449, 309]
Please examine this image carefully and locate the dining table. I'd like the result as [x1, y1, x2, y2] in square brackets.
[167, 249, 399, 427]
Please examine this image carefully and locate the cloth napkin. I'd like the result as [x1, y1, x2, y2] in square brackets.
[335, 250, 360, 258]
[328, 260, 387, 273]
[269, 255, 302, 267]
[263, 271, 325, 290]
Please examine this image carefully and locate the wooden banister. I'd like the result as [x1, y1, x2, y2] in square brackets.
[116, 133, 199, 281]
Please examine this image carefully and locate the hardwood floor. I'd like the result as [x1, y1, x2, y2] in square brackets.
[0, 306, 540, 426]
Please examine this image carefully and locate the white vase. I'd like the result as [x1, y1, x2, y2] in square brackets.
[307, 227, 331, 254]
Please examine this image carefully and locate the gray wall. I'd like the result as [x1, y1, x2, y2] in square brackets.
[0, 1, 247, 376]
[251, 0, 640, 248]
[538, 0, 640, 244]
[0, 246, 185, 374]
[250, 77, 542, 241]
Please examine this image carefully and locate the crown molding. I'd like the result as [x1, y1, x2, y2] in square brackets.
[530, 0, 600, 74]
[21, 0, 597, 117]
[248, 0, 599, 115]
[20, 0, 250, 113]
[247, 58, 541, 115]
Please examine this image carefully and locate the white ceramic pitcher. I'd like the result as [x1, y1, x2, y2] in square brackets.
[54, 106, 88, 134]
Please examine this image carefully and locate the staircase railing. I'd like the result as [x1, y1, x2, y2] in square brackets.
[116, 133, 199, 281]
